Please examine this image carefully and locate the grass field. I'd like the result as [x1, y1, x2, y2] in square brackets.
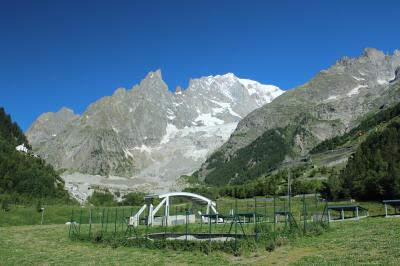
[1, 217, 399, 265]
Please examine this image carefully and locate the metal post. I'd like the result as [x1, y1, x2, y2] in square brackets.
[121, 208, 124, 231]
[200, 206, 203, 232]
[303, 194, 306, 233]
[288, 171, 291, 214]
[79, 209, 83, 235]
[68, 210, 73, 238]
[356, 206, 359, 220]
[105, 209, 109, 232]
[254, 197, 257, 225]
[101, 208, 105, 233]
[273, 197, 276, 226]
[165, 196, 169, 227]
[114, 208, 117, 237]
[88, 209, 92, 238]
[385, 203, 388, 217]
[40, 208, 45, 225]
[315, 193, 318, 215]
[185, 209, 189, 244]
[208, 213, 212, 253]
[263, 198, 266, 222]
[341, 208, 345, 221]
[235, 198, 238, 253]
[283, 197, 287, 225]
[215, 201, 218, 231]
[254, 197, 258, 241]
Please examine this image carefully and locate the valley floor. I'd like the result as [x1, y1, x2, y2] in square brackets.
[0, 217, 399, 265]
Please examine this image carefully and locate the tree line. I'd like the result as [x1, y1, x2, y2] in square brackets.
[0, 107, 71, 207]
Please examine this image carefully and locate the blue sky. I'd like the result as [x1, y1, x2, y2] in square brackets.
[1, 0, 400, 130]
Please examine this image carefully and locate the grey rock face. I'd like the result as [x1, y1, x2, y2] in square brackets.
[198, 48, 400, 181]
[27, 70, 283, 191]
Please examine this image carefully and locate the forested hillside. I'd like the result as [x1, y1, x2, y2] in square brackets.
[0, 107, 70, 204]
[186, 102, 400, 202]
[333, 118, 400, 200]
[200, 127, 291, 186]
[311, 102, 400, 154]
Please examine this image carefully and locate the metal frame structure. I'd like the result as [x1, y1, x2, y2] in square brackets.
[130, 192, 219, 227]
[327, 205, 368, 221]
[383, 200, 400, 218]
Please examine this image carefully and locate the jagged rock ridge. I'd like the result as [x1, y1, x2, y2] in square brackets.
[27, 70, 283, 192]
[198, 48, 400, 185]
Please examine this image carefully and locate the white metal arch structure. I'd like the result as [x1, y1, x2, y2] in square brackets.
[146, 192, 218, 226]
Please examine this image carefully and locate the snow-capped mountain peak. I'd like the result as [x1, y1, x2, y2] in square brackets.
[27, 70, 283, 195]
[237, 78, 284, 105]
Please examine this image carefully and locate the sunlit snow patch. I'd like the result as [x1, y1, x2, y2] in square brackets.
[347, 85, 368, 96]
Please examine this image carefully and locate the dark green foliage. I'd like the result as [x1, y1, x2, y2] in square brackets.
[36, 200, 43, 212]
[1, 196, 11, 212]
[291, 179, 323, 195]
[311, 102, 400, 154]
[310, 135, 350, 154]
[204, 128, 290, 186]
[187, 168, 323, 199]
[340, 118, 400, 200]
[0, 107, 70, 203]
[121, 192, 145, 206]
[88, 189, 117, 206]
[183, 186, 219, 200]
[322, 171, 344, 200]
[0, 107, 30, 148]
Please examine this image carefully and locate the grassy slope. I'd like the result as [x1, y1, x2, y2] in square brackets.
[1, 217, 399, 265]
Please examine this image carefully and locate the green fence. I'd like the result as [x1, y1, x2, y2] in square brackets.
[68, 194, 329, 254]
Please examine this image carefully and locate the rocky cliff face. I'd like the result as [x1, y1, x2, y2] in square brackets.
[198, 48, 400, 184]
[27, 70, 283, 192]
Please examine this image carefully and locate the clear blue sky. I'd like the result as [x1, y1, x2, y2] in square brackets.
[1, 0, 399, 131]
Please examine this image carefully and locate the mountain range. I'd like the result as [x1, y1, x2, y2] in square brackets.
[27, 48, 400, 200]
[197, 48, 400, 185]
[27, 70, 283, 198]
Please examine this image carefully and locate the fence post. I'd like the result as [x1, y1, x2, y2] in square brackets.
[303, 194, 307, 233]
[273, 197, 276, 239]
[200, 206, 203, 232]
[254, 197, 258, 241]
[234, 198, 238, 254]
[185, 208, 189, 246]
[79, 209, 83, 235]
[121, 208, 125, 232]
[105, 209, 109, 232]
[88, 209, 92, 239]
[283, 197, 287, 225]
[176, 206, 178, 226]
[101, 208, 105, 235]
[264, 198, 267, 222]
[326, 199, 330, 226]
[68, 209, 74, 238]
[208, 211, 212, 253]
[114, 208, 118, 238]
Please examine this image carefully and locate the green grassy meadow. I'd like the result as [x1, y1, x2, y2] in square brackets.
[1, 199, 399, 265]
[1, 215, 400, 265]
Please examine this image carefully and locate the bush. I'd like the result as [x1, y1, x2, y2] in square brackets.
[121, 192, 145, 206]
[1, 198, 10, 212]
[88, 190, 117, 206]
